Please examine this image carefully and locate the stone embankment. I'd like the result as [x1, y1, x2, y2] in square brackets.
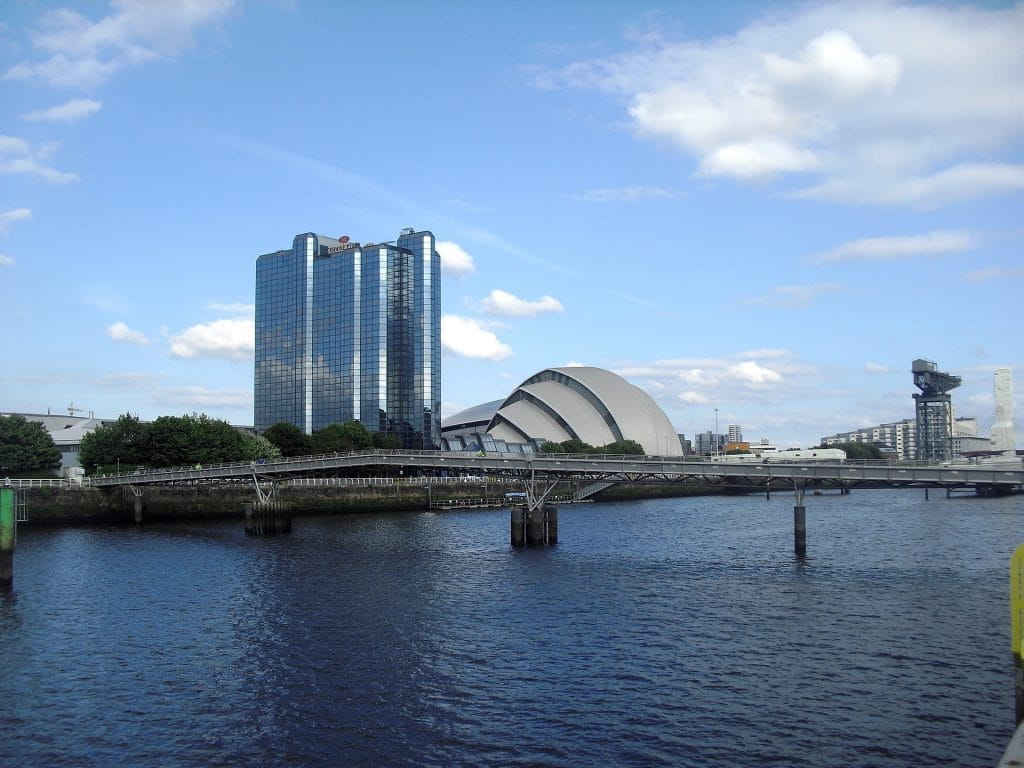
[18, 480, 725, 525]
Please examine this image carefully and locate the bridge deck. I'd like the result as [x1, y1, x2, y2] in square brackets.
[85, 451, 1024, 490]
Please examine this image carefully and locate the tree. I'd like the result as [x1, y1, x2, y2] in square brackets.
[541, 438, 597, 454]
[191, 414, 250, 464]
[240, 433, 282, 461]
[372, 432, 402, 449]
[0, 415, 62, 475]
[261, 422, 313, 457]
[601, 439, 644, 455]
[311, 421, 375, 454]
[820, 441, 883, 461]
[78, 413, 147, 471]
[143, 416, 198, 467]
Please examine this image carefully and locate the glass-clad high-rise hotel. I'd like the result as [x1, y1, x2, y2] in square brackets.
[255, 229, 441, 449]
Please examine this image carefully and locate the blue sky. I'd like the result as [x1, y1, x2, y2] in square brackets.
[1, 0, 1022, 448]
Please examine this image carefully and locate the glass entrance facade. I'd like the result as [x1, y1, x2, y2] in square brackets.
[255, 230, 441, 449]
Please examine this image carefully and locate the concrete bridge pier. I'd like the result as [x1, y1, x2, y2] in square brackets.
[133, 496, 143, 523]
[511, 504, 557, 547]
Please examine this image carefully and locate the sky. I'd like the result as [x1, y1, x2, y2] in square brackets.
[1, 0, 1022, 449]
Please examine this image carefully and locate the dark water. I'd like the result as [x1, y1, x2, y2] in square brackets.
[1, 489, 1021, 767]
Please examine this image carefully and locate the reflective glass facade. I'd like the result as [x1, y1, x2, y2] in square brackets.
[255, 231, 441, 449]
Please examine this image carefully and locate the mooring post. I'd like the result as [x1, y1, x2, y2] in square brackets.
[793, 482, 807, 557]
[925, 486, 930, 500]
[0, 487, 15, 587]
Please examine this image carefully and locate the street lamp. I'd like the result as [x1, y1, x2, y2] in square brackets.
[714, 407, 719, 457]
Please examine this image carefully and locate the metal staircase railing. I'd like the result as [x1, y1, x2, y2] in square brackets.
[574, 481, 615, 501]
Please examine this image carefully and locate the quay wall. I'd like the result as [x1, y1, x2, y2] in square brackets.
[18, 480, 721, 525]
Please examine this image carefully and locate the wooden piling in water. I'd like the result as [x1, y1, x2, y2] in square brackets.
[244, 501, 291, 535]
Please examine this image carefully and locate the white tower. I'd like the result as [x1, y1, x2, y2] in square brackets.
[992, 367, 1015, 453]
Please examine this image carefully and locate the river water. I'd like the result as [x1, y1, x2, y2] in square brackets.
[0, 489, 1020, 767]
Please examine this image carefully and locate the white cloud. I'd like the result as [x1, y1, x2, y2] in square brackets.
[964, 266, 1024, 283]
[480, 289, 564, 317]
[436, 240, 475, 277]
[729, 360, 783, 386]
[794, 162, 1024, 206]
[677, 390, 710, 405]
[547, 3, 1024, 206]
[0, 134, 78, 183]
[82, 283, 132, 313]
[441, 315, 512, 361]
[571, 185, 674, 202]
[865, 363, 889, 374]
[169, 318, 254, 362]
[0, 254, 14, 266]
[208, 301, 254, 316]
[614, 351, 814, 416]
[746, 282, 841, 308]
[21, 98, 102, 123]
[0, 207, 31, 233]
[98, 372, 161, 388]
[153, 386, 252, 410]
[106, 321, 149, 346]
[813, 230, 974, 264]
[5, 0, 237, 89]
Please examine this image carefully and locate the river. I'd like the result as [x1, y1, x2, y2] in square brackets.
[0, 488, 1020, 767]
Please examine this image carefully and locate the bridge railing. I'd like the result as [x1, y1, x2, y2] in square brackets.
[2, 478, 84, 489]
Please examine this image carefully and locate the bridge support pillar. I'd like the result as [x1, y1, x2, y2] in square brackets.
[511, 507, 525, 547]
[245, 501, 291, 536]
[133, 496, 143, 524]
[511, 504, 557, 547]
[1, 488, 15, 587]
[793, 482, 807, 557]
[794, 505, 806, 557]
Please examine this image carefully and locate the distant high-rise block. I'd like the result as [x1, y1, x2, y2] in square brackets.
[255, 230, 440, 449]
[992, 367, 1015, 453]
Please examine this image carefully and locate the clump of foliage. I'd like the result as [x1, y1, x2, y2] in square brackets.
[263, 420, 402, 456]
[79, 413, 264, 473]
[816, 441, 883, 460]
[0, 414, 62, 475]
[539, 438, 644, 455]
[260, 422, 313, 457]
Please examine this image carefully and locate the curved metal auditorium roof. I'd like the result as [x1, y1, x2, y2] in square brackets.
[485, 367, 682, 456]
[441, 399, 503, 431]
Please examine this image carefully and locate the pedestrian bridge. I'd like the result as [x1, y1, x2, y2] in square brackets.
[88, 450, 1024, 495]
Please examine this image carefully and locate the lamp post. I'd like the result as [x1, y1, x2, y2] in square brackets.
[714, 407, 719, 457]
